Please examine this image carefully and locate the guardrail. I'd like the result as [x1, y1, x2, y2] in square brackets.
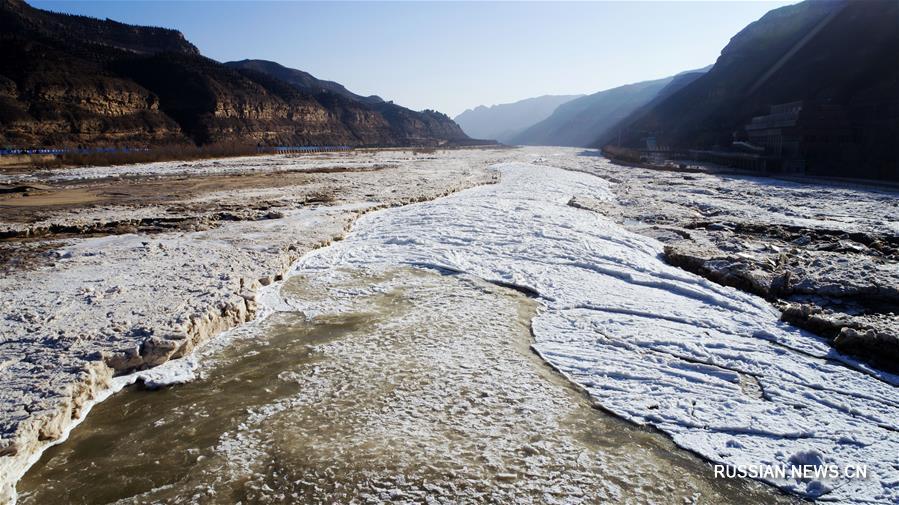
[0, 147, 150, 156]
[257, 146, 353, 154]
[0, 146, 355, 157]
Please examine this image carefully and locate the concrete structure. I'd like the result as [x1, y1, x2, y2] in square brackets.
[744, 100, 855, 174]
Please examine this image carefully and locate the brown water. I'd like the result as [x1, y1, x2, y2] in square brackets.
[19, 267, 796, 504]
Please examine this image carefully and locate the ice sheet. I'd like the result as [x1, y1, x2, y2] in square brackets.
[296, 162, 899, 504]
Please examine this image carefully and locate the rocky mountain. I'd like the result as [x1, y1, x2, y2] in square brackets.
[606, 0, 899, 179]
[225, 59, 383, 105]
[0, 0, 471, 148]
[453, 95, 583, 144]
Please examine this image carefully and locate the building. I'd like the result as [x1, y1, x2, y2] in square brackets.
[744, 100, 854, 174]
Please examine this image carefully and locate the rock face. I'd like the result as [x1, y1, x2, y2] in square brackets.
[0, 0, 471, 148]
[453, 94, 583, 144]
[607, 0, 899, 180]
[223, 59, 475, 147]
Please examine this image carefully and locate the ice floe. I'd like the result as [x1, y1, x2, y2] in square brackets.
[296, 162, 899, 504]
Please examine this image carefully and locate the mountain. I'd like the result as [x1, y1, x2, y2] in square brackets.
[607, 0, 899, 180]
[453, 95, 583, 143]
[0, 0, 471, 148]
[591, 70, 707, 147]
[508, 72, 708, 147]
[224, 59, 383, 105]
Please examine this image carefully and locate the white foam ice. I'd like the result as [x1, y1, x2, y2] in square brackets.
[295, 162, 899, 504]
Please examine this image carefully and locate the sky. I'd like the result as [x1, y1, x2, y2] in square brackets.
[32, 1, 795, 117]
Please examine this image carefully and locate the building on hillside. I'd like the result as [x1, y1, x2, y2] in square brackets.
[744, 100, 854, 174]
[745, 101, 803, 160]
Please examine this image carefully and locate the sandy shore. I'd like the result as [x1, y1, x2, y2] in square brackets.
[0, 148, 508, 502]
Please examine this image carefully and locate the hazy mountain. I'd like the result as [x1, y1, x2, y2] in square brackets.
[591, 69, 707, 147]
[454, 95, 583, 143]
[608, 0, 898, 179]
[0, 0, 471, 148]
[509, 77, 681, 147]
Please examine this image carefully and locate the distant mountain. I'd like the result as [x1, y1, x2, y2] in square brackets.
[591, 70, 707, 147]
[224, 59, 383, 105]
[608, 0, 899, 180]
[0, 0, 471, 148]
[509, 76, 690, 147]
[454, 95, 583, 143]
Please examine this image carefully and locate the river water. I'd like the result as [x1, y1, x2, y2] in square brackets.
[18, 266, 791, 504]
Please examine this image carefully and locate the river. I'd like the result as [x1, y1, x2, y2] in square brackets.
[21, 160, 894, 503]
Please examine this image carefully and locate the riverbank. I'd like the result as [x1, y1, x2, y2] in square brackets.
[0, 148, 507, 503]
[571, 150, 899, 373]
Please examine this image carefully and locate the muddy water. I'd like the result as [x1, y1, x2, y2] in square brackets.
[19, 267, 795, 504]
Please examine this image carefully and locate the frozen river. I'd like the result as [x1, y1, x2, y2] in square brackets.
[16, 159, 898, 503]
[293, 162, 899, 503]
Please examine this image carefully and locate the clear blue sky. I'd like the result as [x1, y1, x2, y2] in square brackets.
[31, 1, 794, 117]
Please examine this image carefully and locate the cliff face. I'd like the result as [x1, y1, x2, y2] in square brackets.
[226, 60, 472, 146]
[610, 0, 899, 179]
[0, 0, 190, 147]
[0, 0, 470, 148]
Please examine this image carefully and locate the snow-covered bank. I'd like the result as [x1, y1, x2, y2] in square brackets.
[0, 151, 390, 184]
[565, 152, 899, 373]
[299, 162, 899, 503]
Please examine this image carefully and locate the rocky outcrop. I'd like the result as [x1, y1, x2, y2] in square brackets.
[661, 223, 899, 372]
[0, 0, 471, 149]
[227, 61, 474, 147]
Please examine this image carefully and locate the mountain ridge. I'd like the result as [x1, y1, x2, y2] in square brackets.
[0, 0, 471, 149]
[604, 0, 898, 179]
[453, 94, 583, 143]
[224, 59, 384, 105]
